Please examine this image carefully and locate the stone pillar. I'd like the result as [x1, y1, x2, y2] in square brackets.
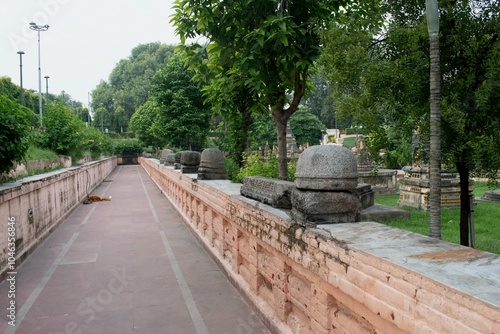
[197, 148, 227, 180]
[291, 145, 361, 226]
[165, 153, 176, 166]
[159, 149, 173, 164]
[180, 151, 201, 174]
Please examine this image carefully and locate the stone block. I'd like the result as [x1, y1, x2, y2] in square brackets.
[181, 151, 201, 166]
[165, 153, 176, 166]
[198, 148, 227, 180]
[240, 176, 294, 209]
[291, 188, 360, 225]
[159, 149, 173, 164]
[354, 183, 374, 209]
[295, 145, 358, 191]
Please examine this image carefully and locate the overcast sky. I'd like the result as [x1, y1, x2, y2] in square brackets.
[1, 0, 180, 105]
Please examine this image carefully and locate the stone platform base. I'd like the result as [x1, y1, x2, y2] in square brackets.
[360, 204, 410, 221]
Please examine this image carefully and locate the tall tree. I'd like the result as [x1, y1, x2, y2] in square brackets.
[319, 0, 500, 245]
[0, 94, 32, 176]
[151, 54, 211, 151]
[426, 0, 442, 238]
[91, 43, 175, 132]
[172, 0, 347, 180]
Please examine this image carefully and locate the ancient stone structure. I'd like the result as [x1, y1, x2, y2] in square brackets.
[353, 135, 374, 172]
[398, 167, 472, 209]
[358, 169, 399, 195]
[241, 176, 294, 209]
[159, 149, 173, 164]
[197, 148, 227, 180]
[165, 153, 176, 166]
[482, 189, 500, 202]
[291, 145, 361, 225]
[141, 157, 500, 334]
[286, 121, 298, 157]
[180, 151, 201, 174]
[174, 152, 182, 169]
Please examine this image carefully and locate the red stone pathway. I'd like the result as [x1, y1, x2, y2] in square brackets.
[1, 165, 270, 334]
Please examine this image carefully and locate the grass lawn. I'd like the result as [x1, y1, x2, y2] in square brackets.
[375, 182, 500, 255]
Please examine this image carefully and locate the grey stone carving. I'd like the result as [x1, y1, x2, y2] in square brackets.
[197, 149, 227, 180]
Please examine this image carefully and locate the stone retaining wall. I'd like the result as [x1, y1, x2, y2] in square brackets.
[0, 157, 117, 280]
[141, 158, 500, 334]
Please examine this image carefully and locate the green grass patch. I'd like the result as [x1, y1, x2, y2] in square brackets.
[375, 182, 500, 255]
[341, 136, 356, 148]
[25, 146, 59, 160]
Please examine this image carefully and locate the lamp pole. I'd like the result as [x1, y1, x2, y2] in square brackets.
[44, 75, 50, 97]
[29, 22, 50, 127]
[17, 51, 25, 105]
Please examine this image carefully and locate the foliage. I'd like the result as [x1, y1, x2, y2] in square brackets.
[129, 100, 165, 150]
[84, 128, 113, 159]
[319, 0, 500, 243]
[90, 43, 175, 133]
[234, 152, 296, 184]
[249, 113, 277, 150]
[0, 76, 40, 117]
[224, 157, 241, 183]
[37, 101, 88, 161]
[112, 139, 144, 156]
[304, 71, 343, 129]
[0, 93, 33, 175]
[150, 54, 211, 151]
[172, 0, 347, 180]
[289, 106, 326, 146]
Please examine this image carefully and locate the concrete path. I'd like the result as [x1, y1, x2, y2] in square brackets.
[1, 165, 270, 334]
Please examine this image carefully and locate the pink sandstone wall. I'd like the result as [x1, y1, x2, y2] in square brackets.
[141, 158, 500, 334]
[0, 157, 117, 280]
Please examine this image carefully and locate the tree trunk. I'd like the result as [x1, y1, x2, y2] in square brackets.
[273, 108, 289, 180]
[456, 159, 470, 246]
[429, 32, 442, 239]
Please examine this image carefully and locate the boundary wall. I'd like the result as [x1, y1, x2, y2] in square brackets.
[141, 158, 500, 334]
[0, 157, 117, 280]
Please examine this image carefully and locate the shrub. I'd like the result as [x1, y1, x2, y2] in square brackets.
[112, 139, 144, 155]
[0, 94, 32, 175]
[234, 153, 296, 183]
[84, 128, 113, 159]
[39, 101, 87, 161]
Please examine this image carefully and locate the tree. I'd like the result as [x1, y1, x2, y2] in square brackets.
[91, 43, 175, 133]
[319, 0, 500, 245]
[129, 100, 166, 151]
[172, 0, 347, 180]
[40, 101, 87, 160]
[150, 54, 211, 151]
[290, 106, 327, 146]
[0, 94, 32, 176]
[304, 72, 340, 129]
[426, 0, 442, 239]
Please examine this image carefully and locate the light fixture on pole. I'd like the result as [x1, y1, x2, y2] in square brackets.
[29, 22, 50, 127]
[44, 75, 50, 97]
[17, 51, 25, 105]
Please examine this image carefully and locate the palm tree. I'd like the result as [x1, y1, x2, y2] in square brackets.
[426, 0, 441, 239]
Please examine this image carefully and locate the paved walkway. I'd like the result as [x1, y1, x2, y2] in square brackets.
[0, 165, 270, 334]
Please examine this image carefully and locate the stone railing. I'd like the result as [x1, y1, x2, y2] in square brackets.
[141, 157, 499, 334]
[0, 157, 117, 280]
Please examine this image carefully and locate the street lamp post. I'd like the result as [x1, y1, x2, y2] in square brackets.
[44, 76, 50, 97]
[17, 51, 25, 105]
[29, 22, 50, 127]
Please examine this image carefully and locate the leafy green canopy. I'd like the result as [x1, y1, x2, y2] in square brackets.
[91, 43, 174, 133]
[172, 0, 347, 179]
[0, 93, 33, 175]
[131, 54, 211, 151]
